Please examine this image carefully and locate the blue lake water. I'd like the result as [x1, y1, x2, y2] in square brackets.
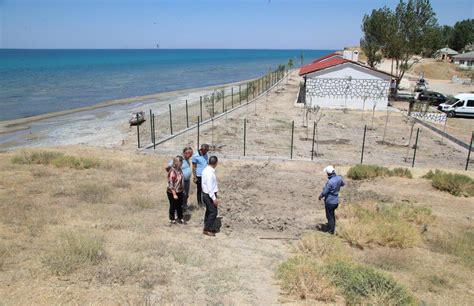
[0, 49, 333, 121]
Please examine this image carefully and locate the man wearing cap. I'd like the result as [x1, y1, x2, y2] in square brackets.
[318, 165, 345, 234]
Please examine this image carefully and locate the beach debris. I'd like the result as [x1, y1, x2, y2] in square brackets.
[129, 111, 146, 126]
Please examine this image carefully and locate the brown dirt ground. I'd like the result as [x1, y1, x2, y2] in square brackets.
[0, 147, 473, 304]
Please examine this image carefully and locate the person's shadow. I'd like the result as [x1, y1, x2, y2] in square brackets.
[213, 217, 223, 233]
[315, 223, 328, 232]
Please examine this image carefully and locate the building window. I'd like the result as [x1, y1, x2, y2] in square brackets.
[460, 60, 465, 65]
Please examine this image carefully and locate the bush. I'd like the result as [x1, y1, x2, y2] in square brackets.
[277, 256, 336, 301]
[347, 165, 412, 180]
[423, 169, 474, 197]
[297, 232, 346, 260]
[338, 204, 423, 249]
[43, 231, 105, 275]
[324, 260, 415, 305]
[11, 151, 100, 170]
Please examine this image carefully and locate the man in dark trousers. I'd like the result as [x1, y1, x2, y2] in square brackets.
[201, 156, 220, 236]
[192, 144, 209, 207]
[318, 165, 345, 234]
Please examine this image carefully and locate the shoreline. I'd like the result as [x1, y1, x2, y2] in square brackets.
[0, 76, 258, 135]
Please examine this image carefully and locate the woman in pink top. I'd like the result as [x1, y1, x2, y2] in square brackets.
[167, 156, 185, 224]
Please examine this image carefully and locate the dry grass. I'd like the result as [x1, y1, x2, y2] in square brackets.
[277, 256, 336, 302]
[43, 230, 105, 275]
[337, 202, 432, 249]
[427, 227, 474, 269]
[296, 232, 346, 261]
[76, 183, 111, 203]
[11, 150, 100, 169]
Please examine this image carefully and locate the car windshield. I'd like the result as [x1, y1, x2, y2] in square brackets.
[446, 98, 459, 105]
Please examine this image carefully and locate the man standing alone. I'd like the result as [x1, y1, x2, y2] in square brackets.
[192, 144, 209, 207]
[201, 156, 220, 236]
[318, 165, 345, 234]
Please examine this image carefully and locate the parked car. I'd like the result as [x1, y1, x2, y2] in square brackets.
[414, 82, 427, 92]
[416, 91, 447, 106]
[438, 93, 474, 117]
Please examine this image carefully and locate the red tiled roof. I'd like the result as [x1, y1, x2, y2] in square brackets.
[312, 52, 342, 63]
[299, 56, 397, 78]
[299, 57, 349, 76]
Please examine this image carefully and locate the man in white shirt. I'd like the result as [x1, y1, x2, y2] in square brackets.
[201, 156, 220, 236]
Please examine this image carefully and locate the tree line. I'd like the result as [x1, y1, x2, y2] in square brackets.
[360, 0, 473, 89]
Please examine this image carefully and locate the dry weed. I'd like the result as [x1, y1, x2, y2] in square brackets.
[43, 230, 105, 275]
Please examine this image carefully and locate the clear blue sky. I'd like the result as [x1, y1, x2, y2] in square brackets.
[1, 0, 473, 49]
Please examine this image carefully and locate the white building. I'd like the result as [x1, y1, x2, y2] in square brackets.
[299, 52, 396, 111]
[433, 47, 458, 62]
[452, 51, 474, 69]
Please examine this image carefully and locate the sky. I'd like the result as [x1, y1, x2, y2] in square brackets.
[0, 0, 473, 49]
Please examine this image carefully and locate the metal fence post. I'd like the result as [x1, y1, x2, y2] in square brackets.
[152, 114, 156, 150]
[311, 121, 316, 161]
[465, 131, 473, 171]
[243, 119, 247, 156]
[239, 85, 241, 105]
[197, 116, 200, 150]
[186, 99, 189, 128]
[137, 124, 140, 149]
[169, 104, 173, 135]
[200, 96, 203, 121]
[412, 128, 420, 168]
[231, 87, 234, 108]
[360, 125, 367, 164]
[149, 109, 153, 143]
[290, 120, 295, 159]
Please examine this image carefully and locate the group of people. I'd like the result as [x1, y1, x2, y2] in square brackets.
[166, 144, 220, 236]
[166, 144, 345, 236]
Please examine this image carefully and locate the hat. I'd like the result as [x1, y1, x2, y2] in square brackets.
[324, 165, 335, 174]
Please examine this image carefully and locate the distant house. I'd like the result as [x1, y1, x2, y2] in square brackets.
[452, 51, 474, 69]
[434, 47, 458, 62]
[299, 52, 396, 111]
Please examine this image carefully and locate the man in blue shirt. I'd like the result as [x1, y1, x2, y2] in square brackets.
[192, 144, 209, 207]
[318, 165, 345, 234]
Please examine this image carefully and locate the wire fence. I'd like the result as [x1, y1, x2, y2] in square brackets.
[136, 73, 473, 171]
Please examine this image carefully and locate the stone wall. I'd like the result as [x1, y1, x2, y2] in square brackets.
[305, 78, 390, 110]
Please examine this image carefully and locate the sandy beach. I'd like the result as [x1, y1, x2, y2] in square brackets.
[0, 77, 258, 151]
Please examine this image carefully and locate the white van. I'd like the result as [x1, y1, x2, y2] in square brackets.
[438, 93, 474, 117]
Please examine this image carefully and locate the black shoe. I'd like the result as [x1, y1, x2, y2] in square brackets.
[203, 230, 215, 237]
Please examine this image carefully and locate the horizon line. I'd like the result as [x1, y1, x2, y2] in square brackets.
[0, 47, 341, 51]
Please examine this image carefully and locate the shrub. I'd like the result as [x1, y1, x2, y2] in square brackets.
[338, 204, 422, 248]
[347, 165, 389, 180]
[43, 231, 105, 275]
[423, 169, 474, 197]
[277, 256, 336, 301]
[11, 151, 63, 165]
[76, 183, 111, 203]
[323, 260, 415, 305]
[347, 165, 412, 180]
[11, 151, 100, 170]
[297, 232, 346, 260]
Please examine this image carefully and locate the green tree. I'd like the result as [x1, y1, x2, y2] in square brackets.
[287, 58, 294, 82]
[389, 0, 438, 91]
[300, 51, 304, 66]
[360, 7, 392, 67]
[449, 19, 474, 51]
